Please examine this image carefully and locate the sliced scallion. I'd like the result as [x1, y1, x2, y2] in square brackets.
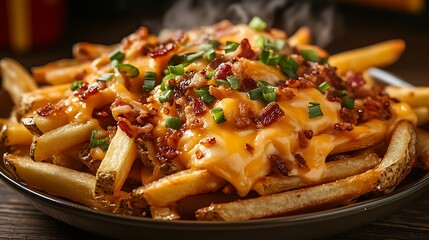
[90, 129, 109, 151]
[143, 71, 157, 91]
[308, 102, 323, 118]
[118, 64, 140, 78]
[225, 41, 239, 53]
[203, 48, 216, 62]
[109, 50, 125, 63]
[159, 89, 173, 103]
[205, 71, 216, 79]
[300, 49, 319, 62]
[210, 107, 226, 124]
[70, 80, 83, 91]
[341, 96, 355, 109]
[168, 64, 185, 75]
[279, 56, 299, 79]
[165, 116, 182, 130]
[186, 51, 204, 63]
[248, 16, 267, 31]
[97, 73, 114, 81]
[195, 86, 215, 104]
[317, 81, 330, 93]
[247, 87, 262, 100]
[226, 75, 239, 90]
[216, 79, 230, 87]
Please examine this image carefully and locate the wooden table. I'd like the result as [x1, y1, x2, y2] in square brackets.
[0, 3, 428, 239]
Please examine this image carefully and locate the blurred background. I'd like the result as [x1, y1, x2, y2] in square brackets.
[0, 0, 428, 84]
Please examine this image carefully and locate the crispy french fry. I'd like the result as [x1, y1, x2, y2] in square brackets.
[30, 121, 96, 161]
[329, 39, 405, 73]
[72, 42, 117, 60]
[413, 106, 429, 126]
[95, 127, 137, 197]
[150, 206, 181, 220]
[415, 128, 429, 170]
[42, 62, 90, 85]
[253, 153, 380, 195]
[32, 59, 83, 83]
[288, 26, 311, 46]
[0, 121, 33, 146]
[4, 153, 96, 206]
[1, 58, 38, 105]
[32, 113, 70, 134]
[130, 169, 226, 208]
[52, 153, 84, 171]
[385, 86, 429, 108]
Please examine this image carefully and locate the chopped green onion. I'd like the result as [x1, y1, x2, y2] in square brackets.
[195, 86, 215, 104]
[279, 56, 299, 79]
[160, 73, 176, 91]
[165, 116, 182, 130]
[226, 76, 239, 90]
[341, 96, 355, 109]
[109, 49, 125, 63]
[266, 54, 283, 66]
[168, 64, 185, 75]
[97, 73, 114, 81]
[168, 54, 186, 66]
[143, 71, 157, 91]
[205, 70, 216, 79]
[210, 107, 226, 124]
[202, 40, 220, 51]
[255, 36, 266, 48]
[203, 48, 216, 62]
[274, 39, 286, 51]
[225, 41, 239, 53]
[258, 81, 277, 102]
[335, 90, 347, 97]
[300, 49, 319, 62]
[159, 89, 173, 103]
[259, 49, 270, 64]
[247, 87, 262, 100]
[70, 80, 83, 91]
[319, 57, 329, 64]
[90, 129, 109, 151]
[317, 81, 330, 93]
[186, 51, 204, 63]
[308, 102, 323, 118]
[118, 64, 140, 78]
[216, 79, 230, 87]
[248, 16, 267, 31]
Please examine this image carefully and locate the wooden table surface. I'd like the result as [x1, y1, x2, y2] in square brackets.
[0, 2, 428, 239]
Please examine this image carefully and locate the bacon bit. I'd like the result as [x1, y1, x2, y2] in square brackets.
[239, 78, 257, 92]
[253, 102, 285, 128]
[277, 86, 296, 100]
[200, 137, 216, 146]
[156, 130, 182, 163]
[36, 103, 58, 116]
[235, 102, 254, 129]
[190, 96, 207, 116]
[74, 82, 106, 100]
[334, 122, 354, 131]
[362, 98, 392, 121]
[195, 149, 204, 159]
[286, 79, 300, 88]
[245, 143, 254, 154]
[149, 42, 175, 58]
[208, 57, 224, 69]
[298, 130, 313, 148]
[295, 154, 310, 171]
[215, 63, 233, 80]
[238, 39, 256, 59]
[339, 108, 359, 125]
[92, 105, 116, 129]
[117, 118, 135, 138]
[209, 85, 234, 99]
[345, 71, 365, 89]
[269, 154, 289, 176]
[174, 76, 192, 99]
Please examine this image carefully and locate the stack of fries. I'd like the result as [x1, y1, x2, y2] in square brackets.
[1, 17, 429, 221]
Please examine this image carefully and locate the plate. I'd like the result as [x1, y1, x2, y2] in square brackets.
[1, 69, 429, 240]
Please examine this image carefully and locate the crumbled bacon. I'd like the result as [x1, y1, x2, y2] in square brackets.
[334, 122, 354, 131]
[74, 81, 107, 100]
[362, 97, 392, 121]
[269, 154, 289, 176]
[238, 39, 256, 59]
[156, 130, 182, 163]
[253, 102, 285, 128]
[36, 103, 58, 116]
[190, 96, 207, 116]
[235, 102, 254, 129]
[345, 71, 366, 89]
[215, 63, 233, 80]
[92, 105, 116, 129]
[209, 85, 234, 99]
[200, 137, 216, 146]
[298, 130, 313, 148]
[295, 154, 310, 171]
[239, 78, 257, 92]
[277, 86, 296, 100]
[149, 42, 175, 58]
[339, 108, 359, 125]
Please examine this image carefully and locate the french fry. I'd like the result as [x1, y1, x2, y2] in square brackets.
[288, 26, 311, 46]
[95, 127, 137, 197]
[413, 106, 429, 126]
[42, 62, 90, 85]
[329, 39, 405, 73]
[415, 128, 429, 170]
[32, 59, 83, 83]
[385, 86, 429, 108]
[130, 169, 226, 208]
[72, 42, 117, 61]
[3, 153, 97, 207]
[30, 121, 96, 161]
[253, 153, 380, 195]
[150, 206, 181, 220]
[31, 113, 70, 134]
[0, 121, 33, 146]
[1, 58, 38, 105]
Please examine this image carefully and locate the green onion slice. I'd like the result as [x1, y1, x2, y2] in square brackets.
[274, 39, 286, 51]
[225, 41, 239, 53]
[159, 89, 173, 103]
[143, 71, 157, 91]
[249, 16, 267, 31]
[118, 64, 140, 78]
[205, 70, 216, 79]
[168, 64, 185, 75]
[70, 80, 83, 91]
[308, 102, 323, 118]
[97, 73, 114, 81]
[195, 86, 215, 104]
[279, 56, 299, 79]
[300, 49, 319, 62]
[317, 81, 330, 93]
[247, 87, 262, 100]
[210, 107, 226, 124]
[186, 51, 204, 63]
[216, 79, 230, 87]
[226, 76, 239, 90]
[109, 49, 125, 63]
[341, 96, 355, 109]
[90, 129, 109, 151]
[165, 116, 182, 130]
[203, 48, 216, 62]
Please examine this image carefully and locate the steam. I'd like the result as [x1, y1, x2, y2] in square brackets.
[162, 0, 339, 47]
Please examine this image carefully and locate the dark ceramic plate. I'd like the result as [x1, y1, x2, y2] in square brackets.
[0, 69, 428, 240]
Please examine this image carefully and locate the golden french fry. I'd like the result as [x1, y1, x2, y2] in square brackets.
[42, 62, 90, 85]
[0, 121, 33, 146]
[32, 59, 83, 83]
[253, 153, 380, 195]
[385, 86, 429, 108]
[31, 113, 69, 134]
[413, 106, 429, 126]
[4, 153, 96, 206]
[130, 169, 226, 208]
[150, 206, 181, 220]
[288, 26, 311, 46]
[95, 127, 137, 197]
[329, 39, 405, 73]
[1, 58, 38, 105]
[72, 42, 117, 60]
[30, 121, 96, 161]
